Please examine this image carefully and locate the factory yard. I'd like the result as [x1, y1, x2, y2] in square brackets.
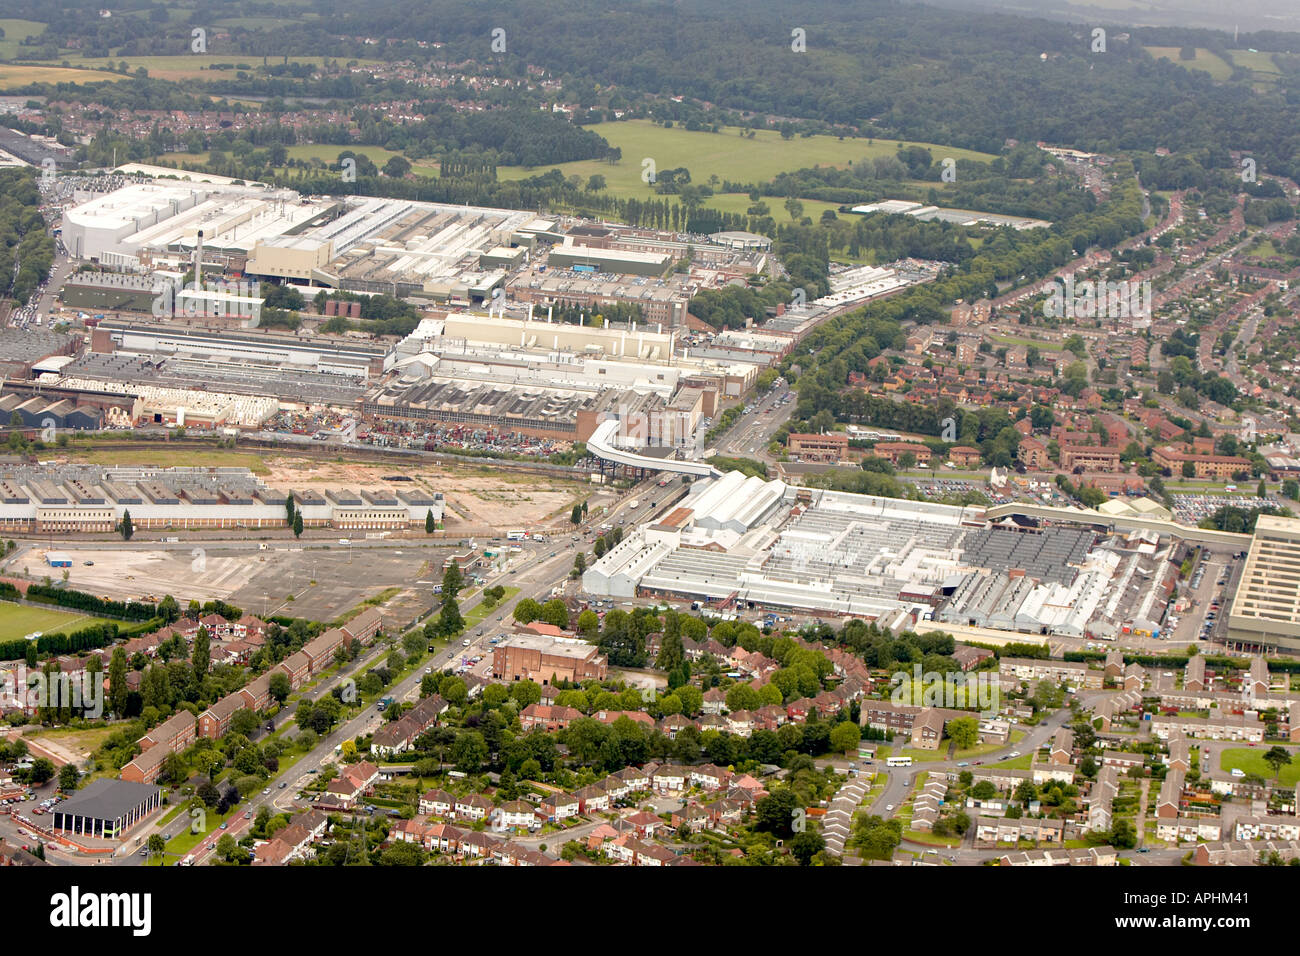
[257, 455, 589, 532]
[7, 544, 446, 623]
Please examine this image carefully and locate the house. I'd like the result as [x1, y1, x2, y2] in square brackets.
[494, 800, 537, 830]
[623, 810, 665, 839]
[689, 764, 731, 791]
[455, 793, 493, 821]
[537, 792, 579, 822]
[1101, 751, 1144, 772]
[651, 765, 688, 793]
[370, 695, 448, 756]
[610, 766, 650, 793]
[573, 784, 610, 814]
[419, 788, 455, 817]
[1157, 816, 1222, 843]
[1235, 815, 1300, 842]
[198, 694, 248, 740]
[1194, 839, 1300, 866]
[1049, 728, 1074, 765]
[518, 703, 583, 731]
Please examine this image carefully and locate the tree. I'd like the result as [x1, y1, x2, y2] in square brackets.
[451, 730, 488, 773]
[292, 511, 304, 538]
[947, 716, 979, 750]
[120, 509, 134, 540]
[285, 493, 295, 525]
[572, 552, 586, 578]
[425, 508, 436, 533]
[192, 626, 210, 676]
[755, 787, 799, 837]
[829, 721, 860, 754]
[1263, 746, 1293, 781]
[58, 762, 80, 791]
[1110, 818, 1137, 849]
[108, 646, 128, 717]
[790, 829, 826, 865]
[268, 671, 292, 704]
[146, 834, 166, 862]
[514, 598, 543, 624]
[571, 504, 582, 525]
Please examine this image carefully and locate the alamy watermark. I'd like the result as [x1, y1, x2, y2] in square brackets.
[0, 663, 104, 718]
[1042, 275, 1151, 321]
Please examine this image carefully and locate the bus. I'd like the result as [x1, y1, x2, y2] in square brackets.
[886, 755, 913, 768]
[506, 529, 527, 541]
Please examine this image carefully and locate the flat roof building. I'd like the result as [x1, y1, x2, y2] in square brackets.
[51, 779, 162, 841]
[1229, 514, 1300, 653]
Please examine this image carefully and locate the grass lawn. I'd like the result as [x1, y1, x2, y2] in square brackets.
[462, 587, 520, 629]
[1144, 47, 1234, 82]
[159, 805, 238, 864]
[0, 601, 115, 641]
[61, 445, 270, 474]
[989, 751, 1034, 770]
[1218, 747, 1300, 787]
[903, 829, 962, 847]
[498, 119, 994, 212]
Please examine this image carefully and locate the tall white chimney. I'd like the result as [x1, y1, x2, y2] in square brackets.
[193, 229, 204, 291]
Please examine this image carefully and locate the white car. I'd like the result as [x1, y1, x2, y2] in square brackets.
[1008, 751, 1021, 758]
[884, 804, 894, 812]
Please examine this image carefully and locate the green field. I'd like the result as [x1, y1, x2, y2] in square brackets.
[63, 446, 270, 474]
[1228, 49, 1282, 83]
[31, 54, 382, 83]
[0, 602, 112, 641]
[0, 19, 45, 61]
[1144, 47, 1235, 82]
[498, 119, 995, 207]
[1219, 747, 1300, 787]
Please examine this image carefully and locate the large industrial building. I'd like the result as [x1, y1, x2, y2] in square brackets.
[0, 465, 443, 533]
[1228, 514, 1300, 653]
[61, 181, 323, 269]
[584, 472, 1179, 637]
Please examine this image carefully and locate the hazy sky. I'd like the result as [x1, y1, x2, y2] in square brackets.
[929, 0, 1300, 35]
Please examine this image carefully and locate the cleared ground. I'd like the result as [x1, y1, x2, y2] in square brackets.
[0, 601, 112, 641]
[11, 544, 451, 624]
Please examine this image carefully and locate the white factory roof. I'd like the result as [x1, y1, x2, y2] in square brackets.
[64, 182, 202, 232]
